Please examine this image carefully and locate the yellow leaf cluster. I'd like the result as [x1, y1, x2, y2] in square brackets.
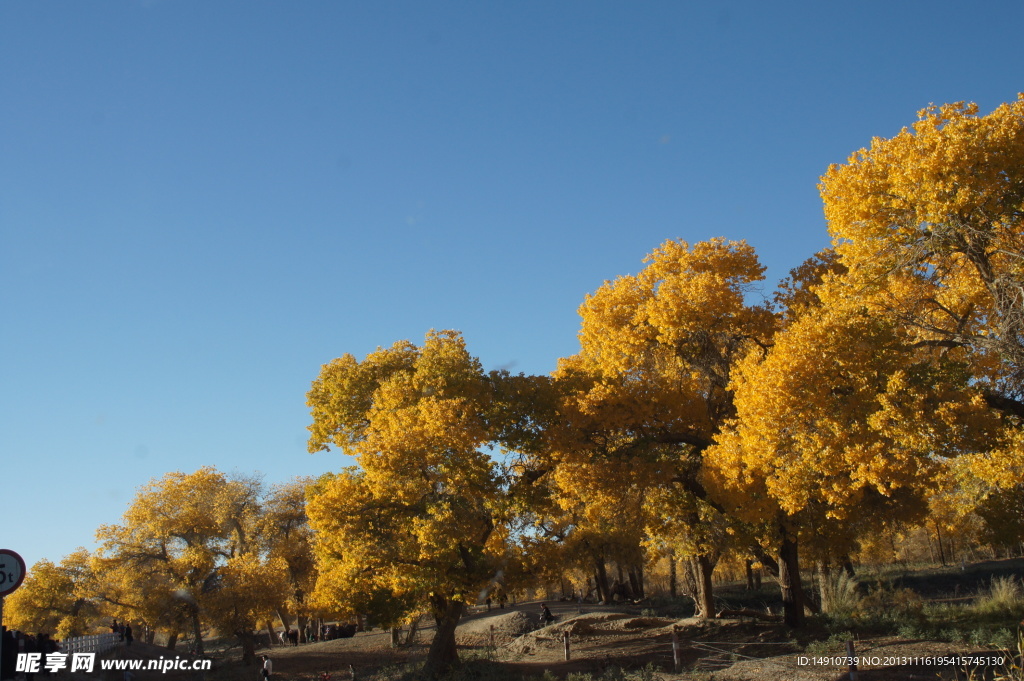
[306, 331, 507, 622]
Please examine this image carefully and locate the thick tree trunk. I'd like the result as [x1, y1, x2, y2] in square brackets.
[688, 554, 716, 618]
[745, 559, 755, 591]
[616, 564, 630, 599]
[276, 608, 292, 641]
[237, 630, 257, 666]
[166, 632, 178, 651]
[264, 621, 276, 646]
[627, 569, 640, 600]
[777, 531, 805, 628]
[297, 615, 309, 643]
[422, 596, 464, 679]
[594, 559, 611, 604]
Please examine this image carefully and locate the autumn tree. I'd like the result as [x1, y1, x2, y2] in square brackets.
[520, 446, 658, 604]
[90, 554, 192, 647]
[706, 303, 995, 625]
[820, 95, 1024, 476]
[3, 549, 96, 638]
[95, 468, 286, 662]
[306, 330, 514, 678]
[537, 238, 775, 618]
[261, 478, 317, 641]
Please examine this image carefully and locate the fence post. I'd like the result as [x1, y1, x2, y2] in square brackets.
[672, 625, 682, 673]
[563, 630, 570, 661]
[846, 640, 858, 681]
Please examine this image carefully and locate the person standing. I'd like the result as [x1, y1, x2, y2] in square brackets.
[260, 655, 272, 680]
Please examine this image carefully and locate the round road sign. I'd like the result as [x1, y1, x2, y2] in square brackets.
[0, 549, 27, 597]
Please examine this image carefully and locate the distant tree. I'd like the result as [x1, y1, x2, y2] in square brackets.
[261, 478, 316, 640]
[96, 467, 287, 662]
[4, 549, 95, 638]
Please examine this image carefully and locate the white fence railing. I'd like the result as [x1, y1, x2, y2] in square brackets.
[60, 633, 120, 655]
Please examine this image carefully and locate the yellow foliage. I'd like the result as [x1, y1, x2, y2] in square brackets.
[706, 306, 995, 538]
[306, 331, 508, 628]
[95, 467, 287, 654]
[820, 94, 1024, 389]
[4, 549, 94, 638]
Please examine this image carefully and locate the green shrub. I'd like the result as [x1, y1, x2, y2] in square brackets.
[805, 633, 852, 655]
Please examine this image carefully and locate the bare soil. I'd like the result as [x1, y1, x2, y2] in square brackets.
[159, 600, 1012, 681]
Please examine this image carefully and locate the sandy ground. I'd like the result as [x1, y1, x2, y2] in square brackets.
[59, 601, 1014, 681]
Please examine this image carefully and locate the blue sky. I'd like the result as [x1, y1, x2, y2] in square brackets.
[2, 1, 1022, 571]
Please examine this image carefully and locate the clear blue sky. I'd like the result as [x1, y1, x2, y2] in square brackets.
[2, 1, 1022, 571]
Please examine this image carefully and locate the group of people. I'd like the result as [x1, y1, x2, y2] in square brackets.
[0, 628, 59, 681]
[110, 620, 134, 646]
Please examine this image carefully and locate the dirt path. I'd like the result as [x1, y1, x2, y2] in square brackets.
[115, 603, 1009, 681]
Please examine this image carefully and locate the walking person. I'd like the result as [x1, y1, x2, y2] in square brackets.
[540, 603, 554, 627]
[260, 655, 272, 681]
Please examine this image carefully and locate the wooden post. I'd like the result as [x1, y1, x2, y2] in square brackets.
[672, 625, 682, 673]
[489, 624, 494, 649]
[563, 630, 570, 661]
[846, 640, 857, 681]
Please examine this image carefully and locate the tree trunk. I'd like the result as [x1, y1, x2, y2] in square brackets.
[264, 621, 276, 646]
[404, 616, 421, 646]
[594, 559, 611, 604]
[816, 559, 831, 613]
[777, 531, 805, 628]
[745, 559, 755, 591]
[237, 630, 257, 666]
[166, 632, 178, 651]
[189, 606, 205, 657]
[627, 569, 640, 600]
[276, 608, 292, 641]
[687, 554, 716, 618]
[934, 521, 946, 566]
[616, 564, 630, 599]
[422, 596, 464, 679]
[390, 627, 401, 648]
[297, 615, 309, 643]
[668, 551, 677, 598]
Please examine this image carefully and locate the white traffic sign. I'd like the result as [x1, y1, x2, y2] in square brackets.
[0, 549, 26, 596]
